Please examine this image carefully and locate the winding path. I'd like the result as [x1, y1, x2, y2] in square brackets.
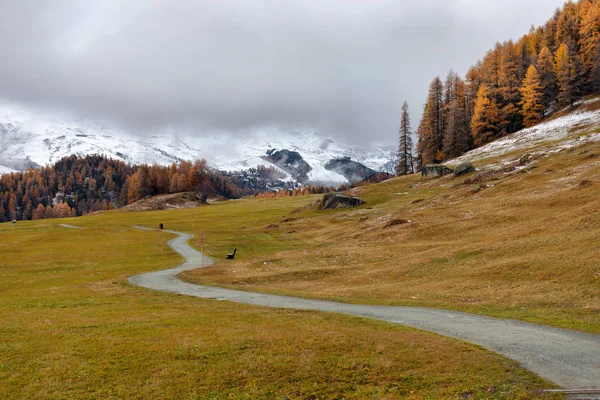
[127, 227, 600, 391]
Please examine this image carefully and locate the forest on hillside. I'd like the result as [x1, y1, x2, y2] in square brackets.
[0, 156, 235, 221]
[409, 0, 600, 169]
[0, 155, 336, 222]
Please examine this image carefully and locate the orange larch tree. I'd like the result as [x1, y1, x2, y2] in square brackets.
[520, 65, 545, 127]
[471, 84, 501, 146]
[555, 43, 577, 107]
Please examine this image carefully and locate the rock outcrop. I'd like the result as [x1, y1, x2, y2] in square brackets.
[421, 164, 454, 178]
[320, 193, 365, 209]
[261, 149, 312, 183]
[324, 157, 378, 183]
[120, 192, 206, 212]
[453, 162, 476, 177]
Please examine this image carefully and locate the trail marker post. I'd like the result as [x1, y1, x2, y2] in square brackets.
[198, 228, 204, 268]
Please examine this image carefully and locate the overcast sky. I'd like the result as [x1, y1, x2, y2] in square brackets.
[0, 0, 566, 145]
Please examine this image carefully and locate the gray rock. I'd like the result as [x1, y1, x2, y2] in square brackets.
[320, 193, 365, 209]
[261, 149, 312, 183]
[454, 162, 476, 177]
[324, 157, 378, 184]
[421, 164, 454, 178]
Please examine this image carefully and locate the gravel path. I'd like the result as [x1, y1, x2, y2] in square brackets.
[128, 228, 600, 391]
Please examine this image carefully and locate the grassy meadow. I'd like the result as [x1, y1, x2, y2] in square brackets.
[0, 198, 559, 398]
[4, 120, 600, 398]
[183, 139, 600, 335]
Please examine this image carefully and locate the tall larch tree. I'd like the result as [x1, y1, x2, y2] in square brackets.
[465, 65, 481, 123]
[578, 0, 600, 91]
[440, 70, 457, 158]
[32, 204, 46, 220]
[416, 77, 444, 165]
[536, 46, 557, 115]
[555, 3, 580, 51]
[396, 102, 414, 176]
[429, 76, 445, 157]
[543, 9, 560, 54]
[520, 25, 543, 71]
[443, 77, 471, 158]
[443, 70, 458, 108]
[498, 42, 523, 134]
[555, 43, 577, 107]
[471, 84, 501, 146]
[520, 65, 545, 127]
[7, 192, 17, 221]
[481, 44, 503, 100]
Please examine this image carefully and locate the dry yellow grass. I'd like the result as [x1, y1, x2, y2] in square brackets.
[0, 218, 556, 398]
[185, 136, 600, 334]
[4, 106, 599, 397]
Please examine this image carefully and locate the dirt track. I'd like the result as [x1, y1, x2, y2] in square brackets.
[127, 227, 600, 391]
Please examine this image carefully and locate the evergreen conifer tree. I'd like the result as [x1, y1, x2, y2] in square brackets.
[396, 102, 414, 175]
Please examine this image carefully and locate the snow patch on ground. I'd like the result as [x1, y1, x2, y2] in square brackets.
[575, 97, 600, 106]
[447, 108, 600, 167]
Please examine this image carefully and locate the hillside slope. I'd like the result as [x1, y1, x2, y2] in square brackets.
[184, 99, 600, 334]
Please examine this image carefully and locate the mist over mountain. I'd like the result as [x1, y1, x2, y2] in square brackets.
[0, 102, 395, 185]
[0, 0, 565, 145]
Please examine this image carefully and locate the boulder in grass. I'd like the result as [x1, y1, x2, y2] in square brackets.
[421, 164, 454, 178]
[454, 162, 476, 177]
[320, 193, 365, 209]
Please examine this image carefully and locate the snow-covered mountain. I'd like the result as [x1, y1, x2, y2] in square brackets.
[0, 102, 396, 183]
[0, 165, 17, 175]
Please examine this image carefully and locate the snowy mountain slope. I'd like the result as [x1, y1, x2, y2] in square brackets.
[0, 102, 395, 183]
[0, 104, 200, 170]
[0, 165, 17, 175]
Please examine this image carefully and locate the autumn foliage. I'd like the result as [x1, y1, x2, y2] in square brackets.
[520, 65, 545, 127]
[0, 155, 246, 222]
[0, 154, 342, 222]
[416, 0, 600, 165]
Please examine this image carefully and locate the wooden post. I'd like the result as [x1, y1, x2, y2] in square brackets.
[198, 228, 204, 268]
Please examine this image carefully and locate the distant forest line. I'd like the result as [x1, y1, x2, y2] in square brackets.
[0, 155, 336, 222]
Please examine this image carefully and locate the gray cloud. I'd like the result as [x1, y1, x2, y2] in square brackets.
[0, 0, 565, 144]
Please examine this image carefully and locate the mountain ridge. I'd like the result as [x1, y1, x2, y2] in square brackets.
[0, 102, 396, 184]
